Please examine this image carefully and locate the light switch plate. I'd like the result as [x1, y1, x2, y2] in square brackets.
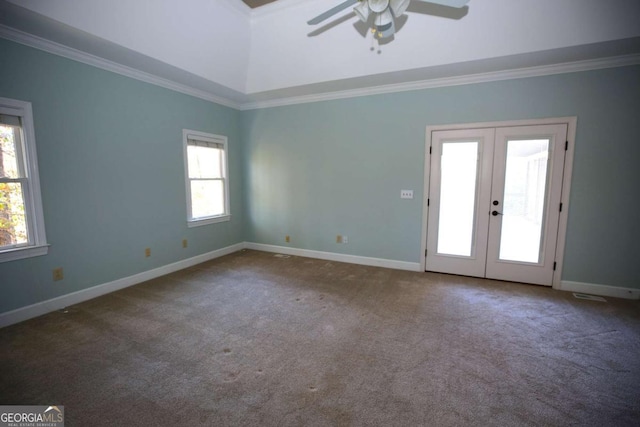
[401, 190, 414, 199]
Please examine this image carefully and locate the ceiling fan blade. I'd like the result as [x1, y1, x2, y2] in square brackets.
[390, 0, 411, 16]
[413, 0, 470, 8]
[354, 1, 370, 22]
[307, 0, 359, 25]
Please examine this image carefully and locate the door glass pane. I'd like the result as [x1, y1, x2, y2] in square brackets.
[437, 142, 478, 256]
[499, 139, 549, 263]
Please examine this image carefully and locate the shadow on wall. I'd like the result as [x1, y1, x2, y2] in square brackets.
[308, 11, 357, 37]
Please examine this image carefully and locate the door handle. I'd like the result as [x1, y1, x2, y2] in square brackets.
[492, 210, 503, 216]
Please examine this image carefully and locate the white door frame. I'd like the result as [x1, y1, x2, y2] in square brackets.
[420, 117, 578, 289]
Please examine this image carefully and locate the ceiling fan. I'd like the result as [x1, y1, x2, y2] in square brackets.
[308, 0, 470, 40]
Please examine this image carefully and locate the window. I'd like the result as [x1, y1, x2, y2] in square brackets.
[0, 97, 48, 262]
[183, 129, 230, 227]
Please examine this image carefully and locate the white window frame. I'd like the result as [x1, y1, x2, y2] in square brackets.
[183, 129, 230, 227]
[0, 97, 48, 262]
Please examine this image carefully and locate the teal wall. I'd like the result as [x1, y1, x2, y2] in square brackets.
[242, 65, 640, 290]
[0, 39, 245, 314]
[1, 37, 639, 318]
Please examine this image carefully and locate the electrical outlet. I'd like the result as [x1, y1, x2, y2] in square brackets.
[182, 239, 188, 248]
[336, 235, 343, 244]
[145, 247, 151, 257]
[401, 190, 414, 199]
[53, 267, 64, 281]
[285, 235, 290, 243]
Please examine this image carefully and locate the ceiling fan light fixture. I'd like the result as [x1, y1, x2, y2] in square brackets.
[378, 20, 396, 38]
[374, 8, 393, 27]
[354, 1, 370, 22]
[376, 21, 393, 32]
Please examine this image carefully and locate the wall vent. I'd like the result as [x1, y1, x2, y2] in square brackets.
[573, 293, 607, 302]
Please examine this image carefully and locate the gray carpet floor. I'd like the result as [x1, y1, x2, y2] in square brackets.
[1, 249, 639, 426]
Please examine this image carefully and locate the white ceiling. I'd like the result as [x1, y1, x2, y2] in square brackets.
[1, 0, 639, 109]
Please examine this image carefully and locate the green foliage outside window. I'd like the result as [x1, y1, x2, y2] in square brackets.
[0, 125, 28, 247]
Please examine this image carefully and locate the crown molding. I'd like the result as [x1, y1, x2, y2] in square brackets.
[239, 53, 640, 110]
[2, 22, 639, 113]
[0, 24, 243, 110]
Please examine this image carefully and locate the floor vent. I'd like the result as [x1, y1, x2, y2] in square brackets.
[274, 254, 291, 258]
[573, 293, 607, 302]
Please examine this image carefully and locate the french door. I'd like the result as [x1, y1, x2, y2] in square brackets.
[425, 123, 568, 286]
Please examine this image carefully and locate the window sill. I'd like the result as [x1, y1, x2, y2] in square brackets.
[187, 214, 231, 228]
[0, 244, 49, 263]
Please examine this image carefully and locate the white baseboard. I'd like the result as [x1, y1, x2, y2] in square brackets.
[245, 242, 422, 272]
[556, 280, 640, 300]
[15, 242, 634, 328]
[0, 242, 245, 328]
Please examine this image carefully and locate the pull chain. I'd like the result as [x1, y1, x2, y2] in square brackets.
[369, 27, 382, 54]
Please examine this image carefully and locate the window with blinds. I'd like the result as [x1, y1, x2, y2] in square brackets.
[0, 97, 48, 262]
[183, 130, 230, 226]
